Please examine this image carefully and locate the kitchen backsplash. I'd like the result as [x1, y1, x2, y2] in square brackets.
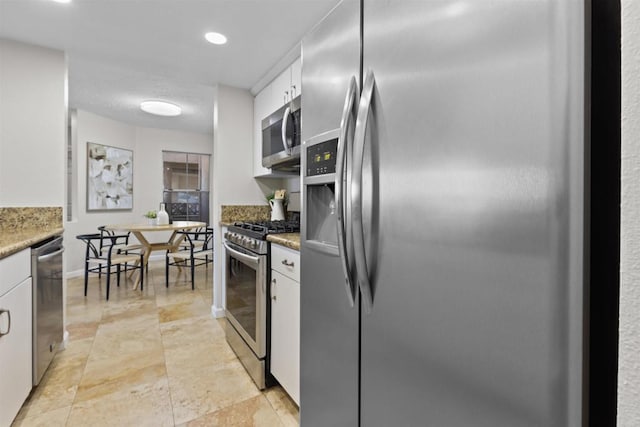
[0, 207, 63, 232]
[220, 205, 271, 224]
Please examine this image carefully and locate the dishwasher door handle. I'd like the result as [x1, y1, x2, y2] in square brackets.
[37, 247, 65, 262]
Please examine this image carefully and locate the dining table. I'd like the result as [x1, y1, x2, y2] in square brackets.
[104, 220, 206, 288]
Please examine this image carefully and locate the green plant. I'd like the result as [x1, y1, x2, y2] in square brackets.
[266, 192, 275, 202]
[143, 210, 157, 219]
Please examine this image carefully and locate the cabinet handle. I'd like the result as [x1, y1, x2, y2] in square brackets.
[281, 259, 295, 268]
[291, 85, 297, 98]
[0, 309, 11, 338]
[284, 91, 289, 105]
[271, 278, 277, 300]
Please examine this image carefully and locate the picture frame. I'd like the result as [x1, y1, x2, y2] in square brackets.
[86, 142, 133, 211]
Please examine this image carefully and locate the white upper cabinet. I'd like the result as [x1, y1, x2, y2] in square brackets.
[290, 57, 302, 101]
[271, 69, 293, 112]
[254, 86, 273, 177]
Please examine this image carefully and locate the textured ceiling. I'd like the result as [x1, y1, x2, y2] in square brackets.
[0, 0, 339, 135]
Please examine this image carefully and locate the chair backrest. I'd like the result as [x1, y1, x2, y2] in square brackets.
[181, 228, 213, 251]
[98, 225, 130, 252]
[76, 233, 102, 258]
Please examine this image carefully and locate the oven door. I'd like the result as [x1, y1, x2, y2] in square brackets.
[224, 240, 267, 358]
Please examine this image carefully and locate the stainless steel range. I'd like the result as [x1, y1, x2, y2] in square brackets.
[223, 220, 299, 389]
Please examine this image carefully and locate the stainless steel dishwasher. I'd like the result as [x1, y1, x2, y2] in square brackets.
[31, 235, 64, 385]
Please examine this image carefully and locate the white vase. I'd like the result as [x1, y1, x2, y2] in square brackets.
[269, 199, 285, 221]
[157, 203, 170, 225]
[147, 217, 157, 225]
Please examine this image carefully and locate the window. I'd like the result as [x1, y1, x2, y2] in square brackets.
[162, 151, 211, 224]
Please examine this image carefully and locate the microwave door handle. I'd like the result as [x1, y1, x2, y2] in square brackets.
[352, 69, 376, 315]
[336, 76, 359, 307]
[281, 106, 291, 154]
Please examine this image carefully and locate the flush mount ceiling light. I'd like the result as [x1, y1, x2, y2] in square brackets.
[140, 100, 182, 117]
[50, 0, 72, 3]
[205, 32, 228, 45]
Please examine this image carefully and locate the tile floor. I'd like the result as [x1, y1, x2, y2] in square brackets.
[13, 260, 299, 427]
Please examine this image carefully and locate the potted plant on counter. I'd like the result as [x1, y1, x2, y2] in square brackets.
[143, 210, 157, 225]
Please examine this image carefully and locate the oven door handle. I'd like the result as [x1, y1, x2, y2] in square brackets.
[223, 241, 260, 268]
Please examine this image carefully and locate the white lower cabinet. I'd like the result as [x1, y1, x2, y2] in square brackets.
[0, 249, 32, 427]
[270, 244, 300, 404]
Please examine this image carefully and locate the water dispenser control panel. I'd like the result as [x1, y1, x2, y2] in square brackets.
[306, 138, 338, 177]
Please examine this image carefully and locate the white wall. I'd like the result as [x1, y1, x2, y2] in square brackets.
[619, 1, 640, 425]
[211, 84, 279, 316]
[64, 110, 212, 274]
[0, 39, 66, 207]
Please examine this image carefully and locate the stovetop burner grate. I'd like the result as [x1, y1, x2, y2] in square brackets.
[229, 220, 300, 240]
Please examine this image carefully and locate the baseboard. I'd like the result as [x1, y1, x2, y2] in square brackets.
[61, 330, 69, 350]
[212, 305, 225, 318]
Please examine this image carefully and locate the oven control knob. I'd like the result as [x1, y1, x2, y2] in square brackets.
[251, 240, 257, 249]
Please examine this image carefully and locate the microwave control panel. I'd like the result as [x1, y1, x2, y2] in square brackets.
[306, 138, 338, 177]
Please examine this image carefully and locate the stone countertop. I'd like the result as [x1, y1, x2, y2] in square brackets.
[267, 233, 300, 251]
[0, 227, 65, 259]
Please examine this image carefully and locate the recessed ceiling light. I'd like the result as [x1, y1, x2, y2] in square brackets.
[50, 0, 72, 3]
[140, 100, 182, 117]
[205, 32, 227, 45]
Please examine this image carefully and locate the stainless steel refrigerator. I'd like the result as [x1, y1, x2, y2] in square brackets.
[300, 1, 587, 426]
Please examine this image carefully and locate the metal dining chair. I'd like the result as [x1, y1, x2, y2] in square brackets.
[165, 227, 213, 290]
[76, 233, 144, 300]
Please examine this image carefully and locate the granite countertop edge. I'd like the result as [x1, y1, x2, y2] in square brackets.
[267, 233, 300, 251]
[0, 227, 65, 260]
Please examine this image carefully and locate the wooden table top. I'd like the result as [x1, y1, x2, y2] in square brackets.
[104, 221, 206, 232]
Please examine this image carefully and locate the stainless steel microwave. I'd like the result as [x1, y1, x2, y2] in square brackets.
[262, 95, 301, 171]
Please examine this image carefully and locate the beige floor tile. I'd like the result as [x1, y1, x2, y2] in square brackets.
[12, 406, 71, 426]
[160, 314, 223, 347]
[11, 260, 299, 426]
[56, 336, 95, 362]
[65, 320, 100, 340]
[16, 338, 91, 418]
[67, 376, 174, 427]
[167, 359, 262, 425]
[160, 314, 237, 369]
[179, 395, 283, 427]
[155, 285, 206, 307]
[65, 301, 105, 324]
[100, 298, 157, 324]
[158, 298, 211, 324]
[17, 372, 78, 418]
[88, 324, 163, 363]
[264, 386, 300, 427]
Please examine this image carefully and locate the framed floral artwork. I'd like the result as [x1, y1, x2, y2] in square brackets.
[86, 142, 133, 211]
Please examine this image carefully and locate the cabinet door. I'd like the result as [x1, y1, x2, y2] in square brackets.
[270, 270, 300, 404]
[271, 67, 293, 109]
[254, 87, 273, 176]
[290, 57, 302, 100]
[0, 277, 33, 427]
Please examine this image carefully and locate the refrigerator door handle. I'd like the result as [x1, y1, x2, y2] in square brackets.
[281, 106, 291, 153]
[336, 76, 359, 307]
[352, 69, 375, 314]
